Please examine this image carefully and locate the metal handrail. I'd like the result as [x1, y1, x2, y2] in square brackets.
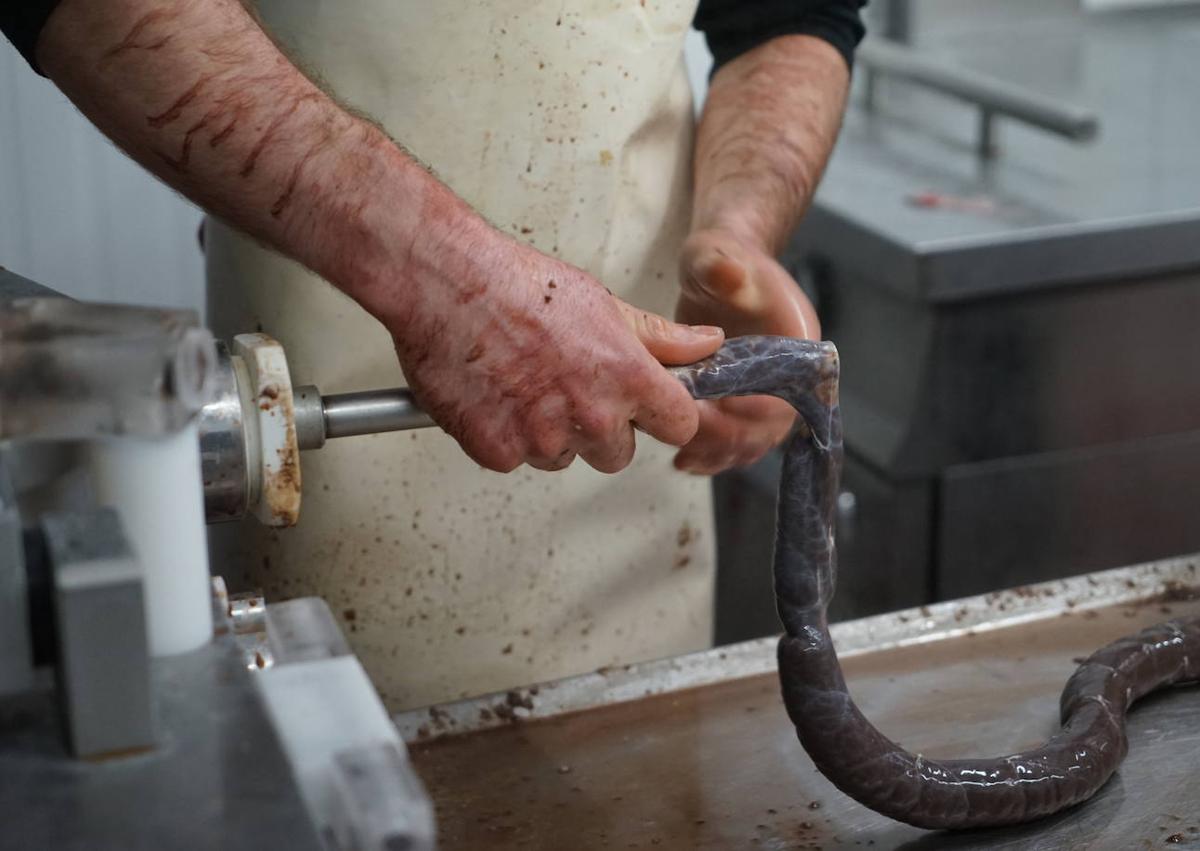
[858, 38, 1100, 157]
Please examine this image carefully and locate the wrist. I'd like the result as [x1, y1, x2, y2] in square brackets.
[313, 129, 499, 336]
[687, 213, 779, 257]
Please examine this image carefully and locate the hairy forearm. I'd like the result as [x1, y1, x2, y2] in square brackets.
[36, 0, 484, 328]
[692, 35, 850, 254]
[30, 0, 728, 474]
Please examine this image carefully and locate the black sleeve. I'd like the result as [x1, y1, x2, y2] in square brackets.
[1, 0, 65, 75]
[694, 0, 867, 73]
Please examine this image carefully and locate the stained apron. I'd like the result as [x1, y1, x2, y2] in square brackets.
[205, 0, 713, 710]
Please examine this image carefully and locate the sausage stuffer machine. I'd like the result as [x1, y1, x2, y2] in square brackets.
[198, 333, 434, 528]
[1, 270, 436, 851]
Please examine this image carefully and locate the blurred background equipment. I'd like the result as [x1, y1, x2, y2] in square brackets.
[716, 0, 1200, 641]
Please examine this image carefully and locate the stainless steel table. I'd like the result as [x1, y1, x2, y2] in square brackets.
[398, 557, 1200, 849]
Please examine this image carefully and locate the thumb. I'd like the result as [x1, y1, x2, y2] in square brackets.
[681, 234, 763, 314]
[616, 300, 724, 366]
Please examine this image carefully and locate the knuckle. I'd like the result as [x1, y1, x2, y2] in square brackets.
[576, 406, 619, 438]
[462, 426, 522, 473]
[581, 429, 635, 474]
[528, 451, 574, 472]
[655, 403, 699, 446]
[589, 448, 630, 475]
[530, 432, 566, 465]
[641, 312, 669, 338]
[495, 455, 522, 474]
[525, 421, 567, 461]
[483, 445, 522, 474]
[605, 456, 632, 474]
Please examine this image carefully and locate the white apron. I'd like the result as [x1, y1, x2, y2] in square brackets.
[206, 0, 712, 711]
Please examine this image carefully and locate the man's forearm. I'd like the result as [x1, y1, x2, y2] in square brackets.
[691, 35, 850, 254]
[37, 0, 482, 328]
[31, 0, 729, 475]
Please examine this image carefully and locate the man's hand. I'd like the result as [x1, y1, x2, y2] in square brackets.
[37, 0, 722, 475]
[675, 33, 851, 475]
[674, 228, 817, 474]
[394, 221, 723, 474]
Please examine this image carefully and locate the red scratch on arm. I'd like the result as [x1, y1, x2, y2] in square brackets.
[240, 91, 320, 177]
[146, 75, 208, 128]
[99, 8, 174, 66]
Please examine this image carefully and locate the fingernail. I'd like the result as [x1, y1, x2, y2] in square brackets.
[670, 323, 716, 341]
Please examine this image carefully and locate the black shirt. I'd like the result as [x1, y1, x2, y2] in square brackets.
[2, 1, 865, 76]
[696, 0, 866, 71]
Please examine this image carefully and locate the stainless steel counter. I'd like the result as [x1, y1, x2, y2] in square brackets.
[398, 556, 1200, 849]
[800, 0, 1200, 301]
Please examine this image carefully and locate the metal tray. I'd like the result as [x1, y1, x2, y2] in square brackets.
[396, 556, 1200, 849]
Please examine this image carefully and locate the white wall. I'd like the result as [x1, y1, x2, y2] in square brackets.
[0, 32, 715, 316]
[0, 40, 206, 312]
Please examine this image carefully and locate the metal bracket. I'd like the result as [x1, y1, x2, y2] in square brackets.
[41, 508, 155, 759]
[227, 588, 437, 851]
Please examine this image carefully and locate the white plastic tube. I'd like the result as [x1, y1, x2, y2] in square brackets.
[84, 421, 213, 656]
